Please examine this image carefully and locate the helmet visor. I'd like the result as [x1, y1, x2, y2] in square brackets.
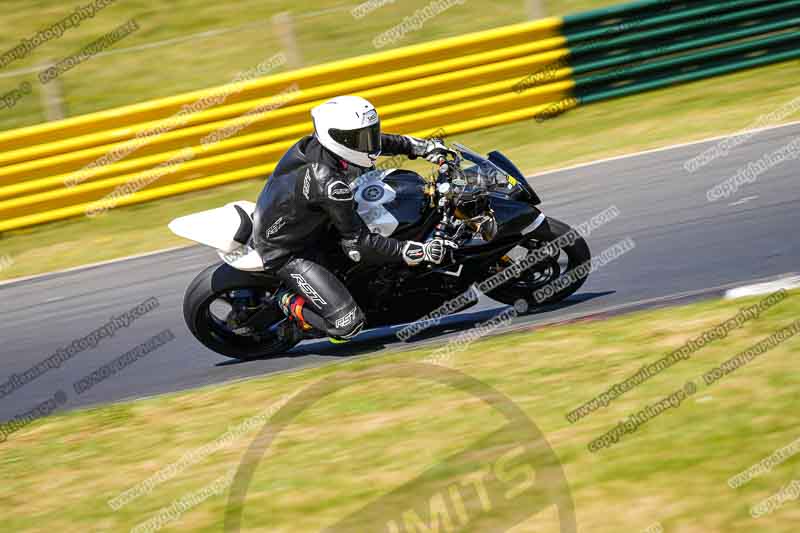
[329, 121, 381, 156]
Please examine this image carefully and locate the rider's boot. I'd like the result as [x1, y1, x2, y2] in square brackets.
[276, 290, 314, 331]
[274, 290, 313, 343]
[327, 321, 364, 344]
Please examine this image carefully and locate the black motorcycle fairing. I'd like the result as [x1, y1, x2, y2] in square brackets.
[487, 150, 541, 206]
[208, 263, 278, 292]
[487, 192, 543, 240]
[323, 175, 544, 324]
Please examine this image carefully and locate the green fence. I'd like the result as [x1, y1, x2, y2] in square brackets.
[1, 0, 798, 232]
[560, 0, 800, 109]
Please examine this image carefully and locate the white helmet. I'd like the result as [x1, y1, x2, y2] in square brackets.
[311, 95, 381, 168]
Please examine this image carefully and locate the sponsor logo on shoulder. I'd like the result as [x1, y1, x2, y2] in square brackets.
[302, 169, 311, 200]
[265, 216, 287, 237]
[328, 180, 354, 201]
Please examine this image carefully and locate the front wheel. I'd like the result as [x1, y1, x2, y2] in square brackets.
[183, 263, 298, 360]
[488, 217, 591, 308]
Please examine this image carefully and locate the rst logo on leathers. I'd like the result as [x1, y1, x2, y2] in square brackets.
[290, 274, 327, 307]
[327, 180, 354, 202]
[265, 216, 286, 238]
[335, 306, 358, 329]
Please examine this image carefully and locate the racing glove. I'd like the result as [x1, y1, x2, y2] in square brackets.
[402, 238, 456, 266]
[421, 138, 452, 163]
[405, 136, 451, 163]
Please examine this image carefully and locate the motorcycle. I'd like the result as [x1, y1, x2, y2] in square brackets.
[169, 142, 591, 360]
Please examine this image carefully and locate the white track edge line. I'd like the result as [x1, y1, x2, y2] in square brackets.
[0, 245, 194, 287]
[527, 119, 800, 178]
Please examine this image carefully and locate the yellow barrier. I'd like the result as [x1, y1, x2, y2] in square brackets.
[0, 17, 571, 233]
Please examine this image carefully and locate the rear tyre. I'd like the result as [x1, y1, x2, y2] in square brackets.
[184, 263, 299, 360]
[488, 217, 591, 308]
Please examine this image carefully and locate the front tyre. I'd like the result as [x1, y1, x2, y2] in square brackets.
[488, 217, 591, 307]
[184, 263, 298, 360]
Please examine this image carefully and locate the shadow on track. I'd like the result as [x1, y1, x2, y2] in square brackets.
[216, 291, 614, 366]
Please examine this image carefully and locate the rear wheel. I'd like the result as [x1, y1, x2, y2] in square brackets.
[488, 217, 591, 308]
[183, 263, 298, 360]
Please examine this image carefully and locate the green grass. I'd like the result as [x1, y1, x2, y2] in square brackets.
[2, 291, 799, 531]
[0, 0, 614, 132]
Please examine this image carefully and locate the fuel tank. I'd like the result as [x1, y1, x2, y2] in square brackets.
[352, 169, 433, 239]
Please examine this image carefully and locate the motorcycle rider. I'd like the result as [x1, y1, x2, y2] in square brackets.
[252, 95, 454, 343]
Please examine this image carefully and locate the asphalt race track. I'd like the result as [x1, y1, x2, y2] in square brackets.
[1, 122, 798, 422]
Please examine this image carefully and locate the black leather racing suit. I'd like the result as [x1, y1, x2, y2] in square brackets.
[252, 134, 426, 338]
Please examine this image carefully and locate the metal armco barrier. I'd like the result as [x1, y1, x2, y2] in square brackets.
[0, 0, 797, 232]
